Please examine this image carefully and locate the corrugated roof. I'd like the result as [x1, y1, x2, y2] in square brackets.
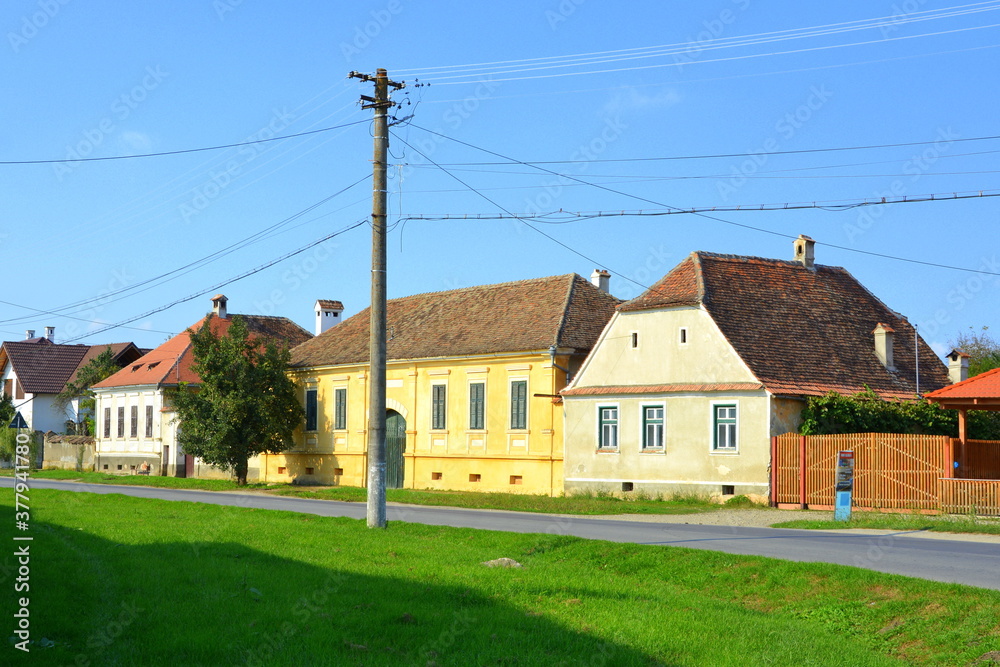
[616, 252, 949, 399]
[291, 274, 622, 368]
[93, 314, 312, 390]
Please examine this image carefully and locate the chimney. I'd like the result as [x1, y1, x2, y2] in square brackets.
[211, 294, 228, 319]
[793, 234, 816, 271]
[946, 349, 970, 384]
[873, 323, 895, 370]
[44, 326, 55, 342]
[25, 330, 35, 340]
[314, 299, 345, 336]
[590, 269, 610, 293]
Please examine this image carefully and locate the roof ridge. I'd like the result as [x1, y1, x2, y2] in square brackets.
[386, 273, 579, 303]
[553, 274, 578, 348]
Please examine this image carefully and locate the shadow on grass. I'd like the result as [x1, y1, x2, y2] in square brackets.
[6, 516, 654, 665]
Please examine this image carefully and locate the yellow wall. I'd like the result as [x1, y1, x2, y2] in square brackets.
[272, 351, 569, 495]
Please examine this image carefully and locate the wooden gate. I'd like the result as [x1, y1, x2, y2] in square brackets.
[385, 410, 406, 489]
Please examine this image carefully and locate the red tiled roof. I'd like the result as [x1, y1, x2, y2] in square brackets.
[562, 382, 764, 397]
[93, 314, 312, 390]
[67, 342, 146, 385]
[925, 367, 1000, 402]
[291, 274, 622, 368]
[316, 300, 344, 310]
[617, 252, 949, 399]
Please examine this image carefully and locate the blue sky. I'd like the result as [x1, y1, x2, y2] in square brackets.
[3, 0, 998, 357]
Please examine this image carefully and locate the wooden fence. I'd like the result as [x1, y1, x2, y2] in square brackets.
[772, 433, 1000, 513]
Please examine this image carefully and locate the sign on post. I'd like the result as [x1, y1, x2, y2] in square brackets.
[8, 411, 27, 430]
[834, 450, 854, 522]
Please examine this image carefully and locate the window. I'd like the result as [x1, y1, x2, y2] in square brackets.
[679, 327, 688, 345]
[145, 405, 153, 438]
[305, 388, 318, 431]
[510, 380, 527, 430]
[130, 406, 138, 438]
[334, 388, 347, 430]
[598, 406, 618, 450]
[2, 378, 11, 398]
[117, 407, 125, 438]
[642, 405, 664, 450]
[631, 332, 639, 348]
[469, 382, 485, 430]
[103, 407, 111, 438]
[713, 404, 738, 451]
[431, 384, 447, 429]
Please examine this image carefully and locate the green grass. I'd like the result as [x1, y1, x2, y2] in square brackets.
[0, 468, 272, 492]
[3, 490, 1000, 665]
[774, 510, 1000, 536]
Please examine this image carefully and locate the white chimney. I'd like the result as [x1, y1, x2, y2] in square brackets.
[314, 300, 344, 336]
[211, 294, 228, 319]
[44, 326, 55, 342]
[25, 330, 35, 340]
[946, 349, 970, 384]
[590, 269, 610, 293]
[793, 234, 816, 271]
[873, 323, 895, 370]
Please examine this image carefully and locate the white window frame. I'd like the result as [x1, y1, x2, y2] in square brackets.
[640, 403, 665, 452]
[710, 401, 739, 453]
[597, 403, 619, 452]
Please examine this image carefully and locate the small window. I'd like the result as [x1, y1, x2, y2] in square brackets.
[117, 465, 123, 470]
[117, 407, 125, 438]
[722, 485, 735, 496]
[713, 404, 738, 451]
[334, 468, 343, 476]
[642, 405, 664, 450]
[679, 327, 688, 345]
[631, 332, 638, 348]
[278, 466, 286, 474]
[431, 384, 447, 430]
[510, 475, 522, 485]
[305, 388, 318, 431]
[305, 467, 314, 475]
[130, 406, 138, 438]
[598, 406, 618, 450]
[334, 388, 347, 430]
[622, 482, 634, 492]
[469, 473, 481, 483]
[103, 407, 111, 438]
[145, 405, 154, 438]
[103, 464, 108, 470]
[431, 472, 443, 480]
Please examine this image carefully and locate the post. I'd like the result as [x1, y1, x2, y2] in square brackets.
[799, 435, 807, 509]
[350, 68, 404, 528]
[769, 436, 778, 507]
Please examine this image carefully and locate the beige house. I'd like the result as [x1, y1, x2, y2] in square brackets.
[561, 236, 950, 501]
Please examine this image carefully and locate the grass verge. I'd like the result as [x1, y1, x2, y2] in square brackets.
[773, 510, 1000, 536]
[3, 490, 999, 665]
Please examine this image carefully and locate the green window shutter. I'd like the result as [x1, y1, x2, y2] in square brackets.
[510, 380, 527, 429]
[334, 388, 347, 430]
[432, 384, 447, 429]
[469, 382, 485, 430]
[305, 389, 318, 431]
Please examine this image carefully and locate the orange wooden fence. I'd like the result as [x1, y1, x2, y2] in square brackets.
[939, 478, 1000, 516]
[964, 440, 1000, 480]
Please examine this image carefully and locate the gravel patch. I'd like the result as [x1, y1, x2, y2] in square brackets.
[574, 508, 833, 528]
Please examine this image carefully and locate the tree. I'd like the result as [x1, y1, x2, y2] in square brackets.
[951, 326, 1000, 377]
[170, 314, 302, 485]
[0, 392, 13, 428]
[56, 347, 121, 435]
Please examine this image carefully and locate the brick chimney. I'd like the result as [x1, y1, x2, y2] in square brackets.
[44, 326, 55, 342]
[946, 349, 970, 384]
[314, 299, 344, 336]
[211, 294, 228, 319]
[873, 323, 895, 370]
[590, 269, 610, 293]
[793, 234, 816, 271]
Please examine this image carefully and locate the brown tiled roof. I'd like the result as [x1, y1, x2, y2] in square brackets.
[618, 252, 949, 399]
[291, 274, 622, 368]
[67, 342, 146, 385]
[93, 314, 312, 390]
[316, 300, 344, 309]
[0, 339, 91, 394]
[562, 382, 764, 397]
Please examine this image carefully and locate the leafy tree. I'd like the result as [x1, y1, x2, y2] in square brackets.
[951, 326, 1000, 377]
[56, 347, 121, 435]
[170, 314, 302, 485]
[800, 388, 957, 436]
[0, 392, 13, 429]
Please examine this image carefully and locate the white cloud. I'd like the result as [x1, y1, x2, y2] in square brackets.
[602, 86, 681, 117]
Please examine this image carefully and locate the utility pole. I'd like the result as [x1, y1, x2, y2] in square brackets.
[349, 68, 404, 528]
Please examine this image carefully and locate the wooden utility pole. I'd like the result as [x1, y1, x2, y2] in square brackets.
[349, 68, 404, 528]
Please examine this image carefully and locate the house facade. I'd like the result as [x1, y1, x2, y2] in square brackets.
[561, 236, 951, 501]
[0, 328, 145, 433]
[91, 295, 312, 477]
[281, 273, 620, 495]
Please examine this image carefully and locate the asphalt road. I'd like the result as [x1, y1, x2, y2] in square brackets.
[5, 478, 999, 591]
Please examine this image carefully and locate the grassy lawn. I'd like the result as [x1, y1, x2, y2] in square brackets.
[3, 490, 1000, 665]
[773, 511, 1000, 536]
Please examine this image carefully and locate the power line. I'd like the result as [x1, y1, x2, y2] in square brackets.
[0, 119, 370, 166]
[404, 123, 1000, 278]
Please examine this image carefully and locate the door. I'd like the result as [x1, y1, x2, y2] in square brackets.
[385, 410, 406, 489]
[184, 454, 194, 478]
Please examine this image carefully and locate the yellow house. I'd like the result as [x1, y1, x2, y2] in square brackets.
[270, 273, 620, 496]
